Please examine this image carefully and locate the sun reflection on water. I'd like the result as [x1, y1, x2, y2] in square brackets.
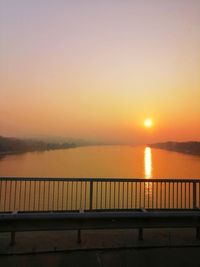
[144, 147, 152, 179]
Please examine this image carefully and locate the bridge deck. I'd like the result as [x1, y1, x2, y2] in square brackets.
[1, 209, 200, 244]
[0, 178, 200, 244]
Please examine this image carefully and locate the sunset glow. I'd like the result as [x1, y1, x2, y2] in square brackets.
[144, 147, 152, 179]
[0, 0, 200, 144]
[144, 119, 153, 128]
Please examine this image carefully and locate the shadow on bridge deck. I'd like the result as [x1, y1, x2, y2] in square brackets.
[1, 229, 200, 267]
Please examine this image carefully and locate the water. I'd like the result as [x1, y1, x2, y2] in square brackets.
[0, 145, 199, 178]
[1, 146, 200, 212]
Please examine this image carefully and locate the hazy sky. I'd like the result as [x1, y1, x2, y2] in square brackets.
[0, 0, 200, 144]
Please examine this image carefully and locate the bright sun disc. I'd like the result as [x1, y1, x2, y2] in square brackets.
[144, 118, 153, 128]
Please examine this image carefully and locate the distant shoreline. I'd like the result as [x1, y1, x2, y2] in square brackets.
[0, 136, 77, 157]
[149, 141, 200, 156]
[0, 147, 76, 156]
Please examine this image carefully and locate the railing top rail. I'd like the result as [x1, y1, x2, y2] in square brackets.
[0, 177, 199, 183]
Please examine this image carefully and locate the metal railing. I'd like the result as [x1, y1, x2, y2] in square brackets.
[0, 177, 199, 212]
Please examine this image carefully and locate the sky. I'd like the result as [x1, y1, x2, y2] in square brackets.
[0, 0, 200, 144]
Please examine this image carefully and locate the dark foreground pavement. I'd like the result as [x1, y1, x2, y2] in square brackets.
[1, 229, 200, 267]
[1, 247, 200, 267]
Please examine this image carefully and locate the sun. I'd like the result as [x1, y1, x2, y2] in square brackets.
[144, 118, 153, 128]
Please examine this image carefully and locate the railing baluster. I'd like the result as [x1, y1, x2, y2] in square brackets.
[156, 182, 158, 209]
[127, 182, 128, 209]
[33, 181, 36, 211]
[90, 181, 93, 210]
[185, 182, 186, 209]
[193, 180, 197, 209]
[109, 181, 112, 209]
[84, 181, 86, 210]
[136, 183, 138, 208]
[70, 181, 73, 210]
[105, 182, 107, 209]
[9, 180, 12, 211]
[101, 182, 103, 209]
[139, 182, 141, 208]
[172, 182, 174, 209]
[28, 181, 31, 211]
[118, 182, 119, 209]
[38, 181, 41, 211]
[24, 181, 26, 211]
[43, 181, 45, 211]
[131, 182, 133, 209]
[66, 181, 68, 210]
[143, 182, 145, 208]
[114, 181, 116, 209]
[75, 181, 77, 210]
[176, 182, 178, 209]
[13, 181, 17, 211]
[180, 182, 182, 209]
[96, 182, 98, 209]
[57, 181, 60, 211]
[79, 181, 82, 210]
[152, 182, 154, 209]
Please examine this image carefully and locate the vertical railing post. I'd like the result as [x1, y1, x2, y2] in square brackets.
[10, 231, 16, 246]
[89, 181, 93, 210]
[138, 228, 143, 241]
[193, 180, 197, 209]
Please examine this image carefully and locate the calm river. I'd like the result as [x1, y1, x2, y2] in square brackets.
[0, 145, 199, 178]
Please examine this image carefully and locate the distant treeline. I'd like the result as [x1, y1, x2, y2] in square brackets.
[0, 136, 76, 154]
[149, 141, 200, 156]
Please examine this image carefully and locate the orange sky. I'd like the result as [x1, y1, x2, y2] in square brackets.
[0, 0, 200, 144]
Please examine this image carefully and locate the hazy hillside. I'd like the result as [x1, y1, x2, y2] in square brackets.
[0, 136, 76, 154]
[150, 141, 200, 156]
